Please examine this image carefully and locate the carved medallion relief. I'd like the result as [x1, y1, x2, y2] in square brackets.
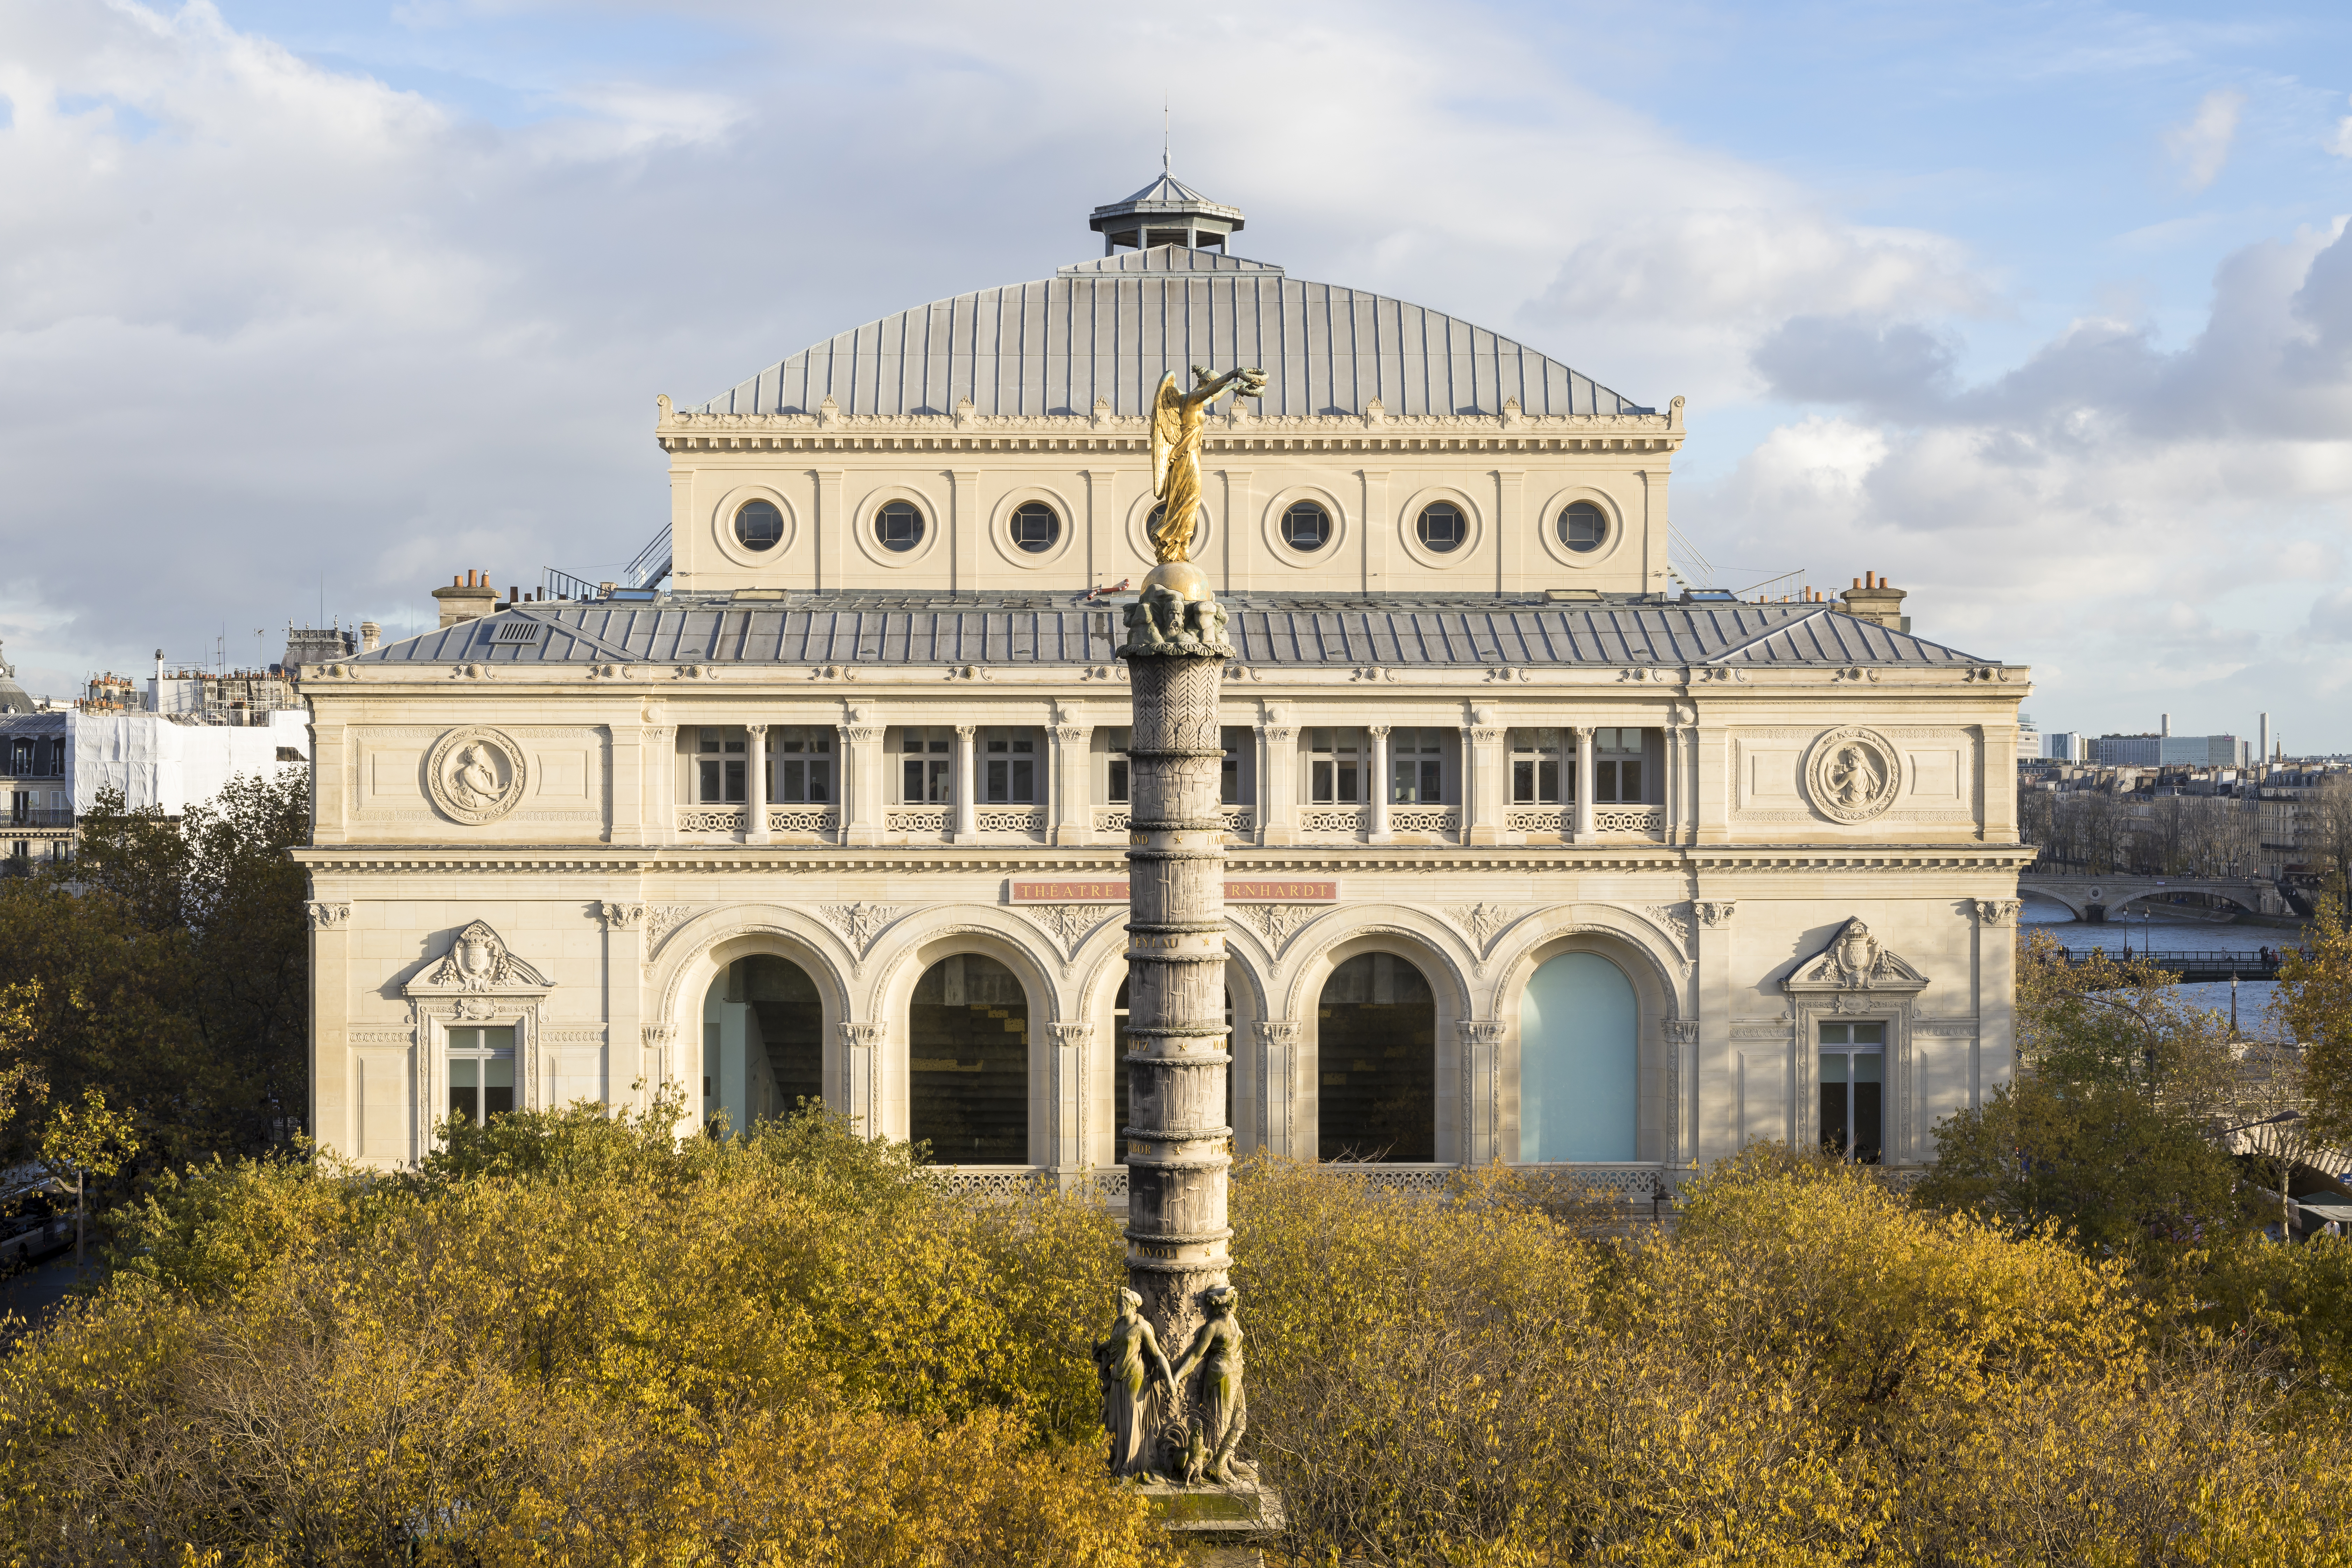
[425, 727, 530, 825]
[1802, 726, 1902, 824]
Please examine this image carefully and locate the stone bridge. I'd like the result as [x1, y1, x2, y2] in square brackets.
[2017, 874, 2290, 922]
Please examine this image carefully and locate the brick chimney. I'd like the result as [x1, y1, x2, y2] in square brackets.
[1838, 570, 1909, 632]
[432, 569, 498, 629]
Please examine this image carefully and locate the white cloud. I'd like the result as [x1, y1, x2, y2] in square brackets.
[2329, 95, 2352, 159]
[2163, 87, 2245, 193]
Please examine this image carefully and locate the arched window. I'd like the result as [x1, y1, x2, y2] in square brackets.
[1281, 500, 1331, 551]
[1519, 952, 1637, 1162]
[909, 954, 1028, 1163]
[1317, 952, 1435, 1162]
[701, 954, 825, 1135]
[735, 499, 783, 551]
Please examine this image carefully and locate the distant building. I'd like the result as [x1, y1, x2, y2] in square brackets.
[2016, 712, 2040, 758]
[2088, 733, 2239, 768]
[2042, 731, 2082, 762]
[2, 708, 311, 869]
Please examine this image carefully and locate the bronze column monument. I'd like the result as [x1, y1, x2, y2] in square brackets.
[1099, 364, 1265, 1486]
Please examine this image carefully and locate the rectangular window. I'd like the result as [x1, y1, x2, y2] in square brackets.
[1818, 1022, 1885, 1164]
[1101, 727, 1131, 804]
[447, 1025, 517, 1127]
[982, 728, 1037, 804]
[770, 726, 834, 803]
[1388, 728, 1446, 804]
[898, 727, 953, 804]
[696, 728, 747, 804]
[1594, 728, 1648, 804]
[1305, 727, 1362, 804]
[1221, 726, 1252, 805]
[1509, 727, 1564, 804]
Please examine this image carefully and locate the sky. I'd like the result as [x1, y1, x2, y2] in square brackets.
[2, 0, 2351, 748]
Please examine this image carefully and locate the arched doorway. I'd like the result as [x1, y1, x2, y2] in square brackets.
[1113, 978, 1233, 1136]
[701, 954, 825, 1135]
[1317, 952, 1435, 1162]
[1519, 952, 1637, 1162]
[909, 953, 1029, 1164]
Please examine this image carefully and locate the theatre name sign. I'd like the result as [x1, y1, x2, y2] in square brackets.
[1005, 879, 1340, 904]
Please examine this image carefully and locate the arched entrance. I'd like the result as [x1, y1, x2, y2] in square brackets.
[1317, 952, 1436, 1162]
[701, 954, 825, 1135]
[909, 953, 1029, 1164]
[1519, 952, 1637, 1162]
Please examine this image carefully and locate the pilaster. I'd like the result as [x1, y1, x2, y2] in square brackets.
[1457, 1018, 1505, 1167]
[1694, 900, 1738, 1161]
[306, 900, 353, 1154]
[839, 1021, 882, 1139]
[1466, 708, 1504, 846]
[816, 468, 844, 590]
[1049, 1021, 1092, 1178]
[611, 722, 646, 846]
[950, 468, 980, 593]
[598, 902, 646, 1110]
[843, 714, 883, 846]
[1254, 1019, 1300, 1158]
[1360, 469, 1389, 594]
[1051, 721, 1092, 846]
[1259, 720, 1297, 845]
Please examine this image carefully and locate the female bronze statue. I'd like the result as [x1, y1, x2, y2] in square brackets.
[1092, 1287, 1173, 1477]
[1167, 1283, 1247, 1485]
[1148, 365, 1268, 563]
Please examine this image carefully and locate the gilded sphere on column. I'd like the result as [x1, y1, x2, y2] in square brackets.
[1141, 560, 1213, 603]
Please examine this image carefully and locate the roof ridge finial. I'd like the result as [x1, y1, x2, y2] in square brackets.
[1162, 97, 1169, 176]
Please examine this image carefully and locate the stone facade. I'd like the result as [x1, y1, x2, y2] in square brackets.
[294, 184, 2030, 1187]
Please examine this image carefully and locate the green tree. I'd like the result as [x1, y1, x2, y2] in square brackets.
[2275, 894, 2352, 1150]
[1914, 932, 2253, 1253]
[0, 765, 311, 1170]
[39, 1086, 140, 1270]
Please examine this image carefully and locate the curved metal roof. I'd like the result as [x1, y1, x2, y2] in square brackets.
[690, 246, 1651, 422]
[353, 596, 1983, 671]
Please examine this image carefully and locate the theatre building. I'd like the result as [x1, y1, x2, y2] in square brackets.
[294, 178, 2031, 1192]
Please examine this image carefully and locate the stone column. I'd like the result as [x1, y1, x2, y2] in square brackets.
[745, 723, 771, 844]
[1694, 901, 1738, 1159]
[306, 900, 353, 1157]
[1367, 724, 1393, 844]
[842, 718, 883, 846]
[1121, 638, 1232, 1414]
[951, 723, 978, 841]
[1573, 724, 1597, 842]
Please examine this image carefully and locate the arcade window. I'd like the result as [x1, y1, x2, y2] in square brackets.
[981, 728, 1037, 803]
[1389, 729, 1447, 803]
[1510, 728, 1564, 804]
[696, 728, 747, 803]
[899, 727, 953, 803]
[769, 727, 833, 803]
[1305, 728, 1364, 803]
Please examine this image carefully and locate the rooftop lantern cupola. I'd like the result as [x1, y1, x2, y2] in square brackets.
[1088, 161, 1246, 256]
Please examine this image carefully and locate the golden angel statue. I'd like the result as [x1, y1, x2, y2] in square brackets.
[1149, 364, 1268, 562]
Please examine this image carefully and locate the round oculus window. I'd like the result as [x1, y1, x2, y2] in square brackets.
[1558, 501, 1608, 553]
[1281, 500, 1332, 551]
[875, 500, 925, 553]
[734, 499, 783, 552]
[1415, 501, 1466, 553]
[1010, 501, 1061, 553]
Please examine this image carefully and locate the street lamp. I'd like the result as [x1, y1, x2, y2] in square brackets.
[2212, 1110, 2303, 1138]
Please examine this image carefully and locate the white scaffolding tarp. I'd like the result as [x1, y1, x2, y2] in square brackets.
[70, 710, 309, 816]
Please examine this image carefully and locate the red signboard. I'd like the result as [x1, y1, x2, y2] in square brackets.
[1007, 878, 1339, 904]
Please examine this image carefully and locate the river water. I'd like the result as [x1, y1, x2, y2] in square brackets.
[2018, 892, 2304, 1034]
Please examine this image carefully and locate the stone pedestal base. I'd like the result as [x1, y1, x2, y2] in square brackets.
[1135, 1479, 1285, 1566]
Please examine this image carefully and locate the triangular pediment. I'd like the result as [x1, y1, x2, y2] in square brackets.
[1784, 918, 1928, 995]
[405, 920, 553, 996]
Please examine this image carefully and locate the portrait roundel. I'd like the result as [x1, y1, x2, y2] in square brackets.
[426, 727, 529, 826]
[1804, 726, 1901, 824]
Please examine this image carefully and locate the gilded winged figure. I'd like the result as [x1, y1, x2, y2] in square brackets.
[1149, 365, 1268, 562]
